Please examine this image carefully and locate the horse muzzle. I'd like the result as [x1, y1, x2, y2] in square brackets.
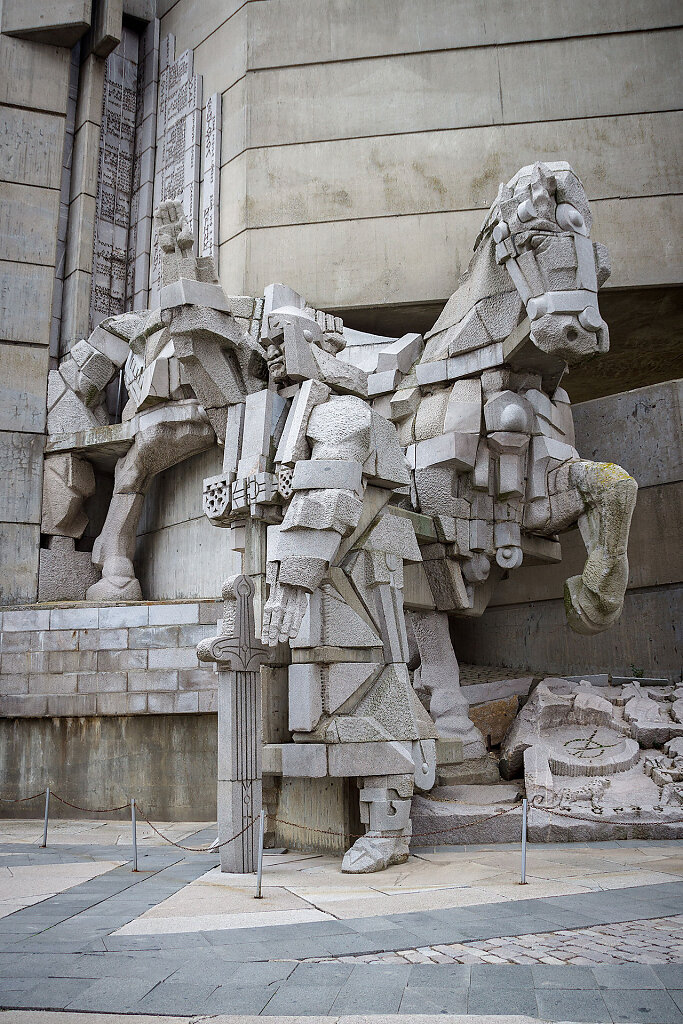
[528, 303, 609, 365]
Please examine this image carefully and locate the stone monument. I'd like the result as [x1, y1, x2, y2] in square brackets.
[38, 161, 639, 870]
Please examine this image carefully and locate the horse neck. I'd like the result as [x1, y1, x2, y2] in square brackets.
[424, 232, 514, 359]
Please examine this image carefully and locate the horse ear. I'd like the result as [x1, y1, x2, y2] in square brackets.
[535, 161, 557, 196]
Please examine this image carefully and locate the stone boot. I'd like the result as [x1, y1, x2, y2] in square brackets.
[342, 773, 414, 873]
[341, 832, 410, 873]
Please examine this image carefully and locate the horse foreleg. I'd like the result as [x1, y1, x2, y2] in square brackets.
[550, 459, 637, 636]
[87, 406, 215, 601]
[86, 443, 150, 601]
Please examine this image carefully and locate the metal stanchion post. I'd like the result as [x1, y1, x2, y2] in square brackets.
[41, 787, 50, 848]
[131, 798, 138, 872]
[254, 809, 265, 899]
[520, 797, 528, 884]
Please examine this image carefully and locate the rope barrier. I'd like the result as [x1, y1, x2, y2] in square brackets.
[0, 790, 129, 813]
[531, 804, 683, 826]
[135, 808, 257, 853]
[1, 791, 682, 842]
[274, 805, 520, 841]
[0, 790, 46, 804]
[49, 793, 130, 813]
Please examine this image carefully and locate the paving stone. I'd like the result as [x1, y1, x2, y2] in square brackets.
[470, 963, 535, 987]
[65, 975, 160, 1011]
[329, 963, 411, 1014]
[467, 984, 538, 1016]
[535, 987, 612, 1022]
[3, 976, 94, 1009]
[202, 982, 283, 1015]
[602, 988, 683, 1024]
[400, 980, 468, 1014]
[257, 961, 353, 1015]
[592, 964, 668, 989]
[133, 979, 221, 1014]
[655, 964, 683, 988]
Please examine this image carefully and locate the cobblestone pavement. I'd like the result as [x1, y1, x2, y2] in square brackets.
[307, 914, 683, 966]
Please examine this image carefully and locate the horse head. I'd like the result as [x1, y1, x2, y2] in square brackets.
[482, 161, 610, 365]
[422, 161, 611, 368]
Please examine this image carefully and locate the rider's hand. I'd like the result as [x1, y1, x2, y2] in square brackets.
[155, 199, 193, 254]
[262, 581, 308, 647]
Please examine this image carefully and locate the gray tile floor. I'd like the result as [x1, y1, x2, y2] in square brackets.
[0, 841, 682, 1020]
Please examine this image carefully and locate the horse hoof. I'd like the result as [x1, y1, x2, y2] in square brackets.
[564, 576, 621, 636]
[86, 576, 143, 602]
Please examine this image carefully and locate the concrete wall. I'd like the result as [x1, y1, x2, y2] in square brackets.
[0, 713, 218, 819]
[158, 1, 682, 318]
[454, 380, 683, 680]
[0, 34, 73, 604]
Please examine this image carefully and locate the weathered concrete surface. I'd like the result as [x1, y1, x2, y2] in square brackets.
[0, 33, 71, 113]
[0, 343, 49, 434]
[0, 431, 43, 525]
[158, 0, 682, 319]
[0, 183, 60, 266]
[274, 776, 361, 854]
[0, 713, 218, 820]
[1, 0, 91, 48]
[239, 31, 681, 151]
[226, 196, 681, 312]
[0, 30, 71, 616]
[0, 261, 54, 345]
[0, 524, 40, 606]
[564, 288, 683, 403]
[221, 111, 682, 241]
[246, 0, 681, 67]
[455, 584, 681, 680]
[488, 482, 683, 606]
[572, 379, 682, 488]
[0, 106, 65, 189]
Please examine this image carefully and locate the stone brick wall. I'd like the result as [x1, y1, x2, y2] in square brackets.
[0, 600, 221, 717]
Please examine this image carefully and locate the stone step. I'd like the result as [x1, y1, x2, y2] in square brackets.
[436, 753, 501, 786]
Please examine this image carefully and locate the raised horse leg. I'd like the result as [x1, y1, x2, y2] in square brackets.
[548, 459, 637, 635]
[87, 404, 215, 601]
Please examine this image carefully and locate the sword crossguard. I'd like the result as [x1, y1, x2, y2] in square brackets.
[197, 574, 270, 670]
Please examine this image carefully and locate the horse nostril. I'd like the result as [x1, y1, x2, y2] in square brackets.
[566, 327, 578, 343]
